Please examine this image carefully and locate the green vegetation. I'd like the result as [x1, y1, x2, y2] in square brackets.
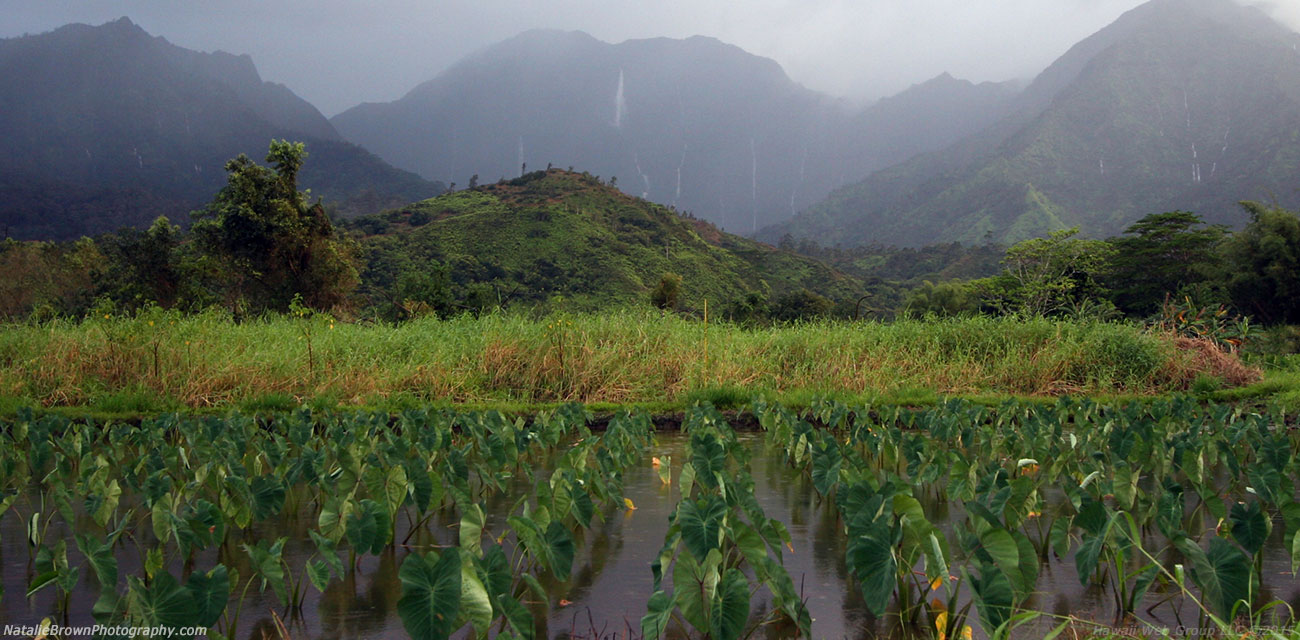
[349, 169, 860, 319]
[6, 398, 1300, 639]
[0, 311, 1251, 414]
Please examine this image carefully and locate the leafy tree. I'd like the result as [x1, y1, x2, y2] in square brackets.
[1106, 211, 1227, 315]
[95, 216, 186, 309]
[191, 140, 359, 312]
[1222, 202, 1300, 324]
[650, 273, 683, 310]
[725, 292, 770, 324]
[770, 289, 834, 322]
[903, 280, 980, 317]
[995, 227, 1116, 316]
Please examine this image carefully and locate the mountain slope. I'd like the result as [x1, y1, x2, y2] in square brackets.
[332, 30, 1016, 234]
[0, 18, 440, 241]
[768, 0, 1300, 247]
[350, 170, 862, 311]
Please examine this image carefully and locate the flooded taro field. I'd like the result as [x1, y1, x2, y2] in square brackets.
[2, 397, 1299, 639]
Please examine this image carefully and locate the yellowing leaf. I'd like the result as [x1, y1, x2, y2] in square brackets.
[930, 576, 942, 591]
[624, 498, 636, 511]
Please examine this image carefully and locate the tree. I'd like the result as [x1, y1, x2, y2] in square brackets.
[1222, 202, 1300, 324]
[1106, 211, 1227, 315]
[996, 227, 1116, 316]
[650, 273, 682, 310]
[96, 216, 185, 309]
[770, 289, 834, 322]
[191, 140, 358, 312]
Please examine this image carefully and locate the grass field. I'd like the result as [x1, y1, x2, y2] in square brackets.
[0, 308, 1271, 415]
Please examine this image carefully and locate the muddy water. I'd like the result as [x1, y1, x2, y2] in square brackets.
[4, 433, 1300, 639]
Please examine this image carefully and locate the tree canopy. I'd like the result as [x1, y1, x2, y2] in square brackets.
[191, 140, 358, 313]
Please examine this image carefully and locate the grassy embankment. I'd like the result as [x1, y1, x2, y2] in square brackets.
[0, 307, 1283, 417]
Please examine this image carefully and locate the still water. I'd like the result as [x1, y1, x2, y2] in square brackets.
[4, 433, 1299, 639]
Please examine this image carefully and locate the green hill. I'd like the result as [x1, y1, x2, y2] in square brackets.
[766, 0, 1300, 247]
[349, 170, 862, 313]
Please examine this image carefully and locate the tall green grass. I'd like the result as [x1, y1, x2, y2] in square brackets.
[0, 308, 1244, 409]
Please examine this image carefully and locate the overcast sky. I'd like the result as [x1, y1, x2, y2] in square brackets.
[3, 0, 1298, 117]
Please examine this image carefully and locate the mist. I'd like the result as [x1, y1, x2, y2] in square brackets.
[4, 0, 1294, 117]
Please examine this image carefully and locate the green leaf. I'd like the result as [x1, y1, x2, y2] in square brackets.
[1229, 500, 1270, 558]
[307, 560, 332, 593]
[811, 440, 842, 496]
[640, 590, 674, 640]
[459, 503, 485, 558]
[127, 572, 197, 629]
[678, 495, 727, 561]
[250, 476, 286, 521]
[1177, 536, 1252, 620]
[691, 433, 726, 489]
[456, 549, 493, 636]
[710, 568, 751, 640]
[184, 565, 230, 629]
[845, 518, 897, 617]
[969, 563, 1014, 632]
[75, 534, 118, 594]
[673, 549, 720, 631]
[397, 551, 461, 640]
[542, 521, 576, 581]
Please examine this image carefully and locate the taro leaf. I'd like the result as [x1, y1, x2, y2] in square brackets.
[307, 561, 332, 594]
[459, 503, 485, 558]
[409, 464, 435, 513]
[673, 549, 721, 631]
[1156, 490, 1185, 540]
[1074, 496, 1107, 536]
[75, 534, 118, 593]
[977, 528, 1019, 593]
[542, 521, 576, 582]
[968, 563, 1014, 632]
[1247, 466, 1282, 506]
[347, 499, 390, 554]
[1229, 500, 1270, 558]
[845, 518, 897, 617]
[640, 590, 674, 640]
[678, 495, 727, 561]
[250, 476, 286, 521]
[480, 545, 513, 599]
[572, 489, 594, 529]
[397, 551, 461, 640]
[184, 564, 230, 629]
[1177, 536, 1251, 620]
[710, 568, 751, 640]
[811, 440, 842, 497]
[309, 529, 345, 579]
[657, 455, 673, 486]
[93, 479, 122, 527]
[456, 549, 493, 636]
[242, 539, 288, 606]
[126, 572, 197, 630]
[1049, 516, 1072, 558]
[1013, 531, 1039, 597]
[384, 464, 409, 517]
[1075, 531, 1108, 587]
[495, 592, 534, 640]
[691, 433, 726, 489]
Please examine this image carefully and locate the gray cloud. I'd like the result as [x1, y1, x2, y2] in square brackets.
[1, 0, 1295, 116]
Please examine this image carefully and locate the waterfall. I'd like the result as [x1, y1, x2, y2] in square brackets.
[614, 69, 627, 129]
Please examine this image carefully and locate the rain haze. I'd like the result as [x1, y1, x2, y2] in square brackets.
[5, 0, 1297, 116]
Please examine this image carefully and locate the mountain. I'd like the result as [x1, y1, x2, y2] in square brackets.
[349, 170, 862, 311]
[766, 0, 1300, 247]
[332, 30, 1016, 234]
[0, 18, 441, 241]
